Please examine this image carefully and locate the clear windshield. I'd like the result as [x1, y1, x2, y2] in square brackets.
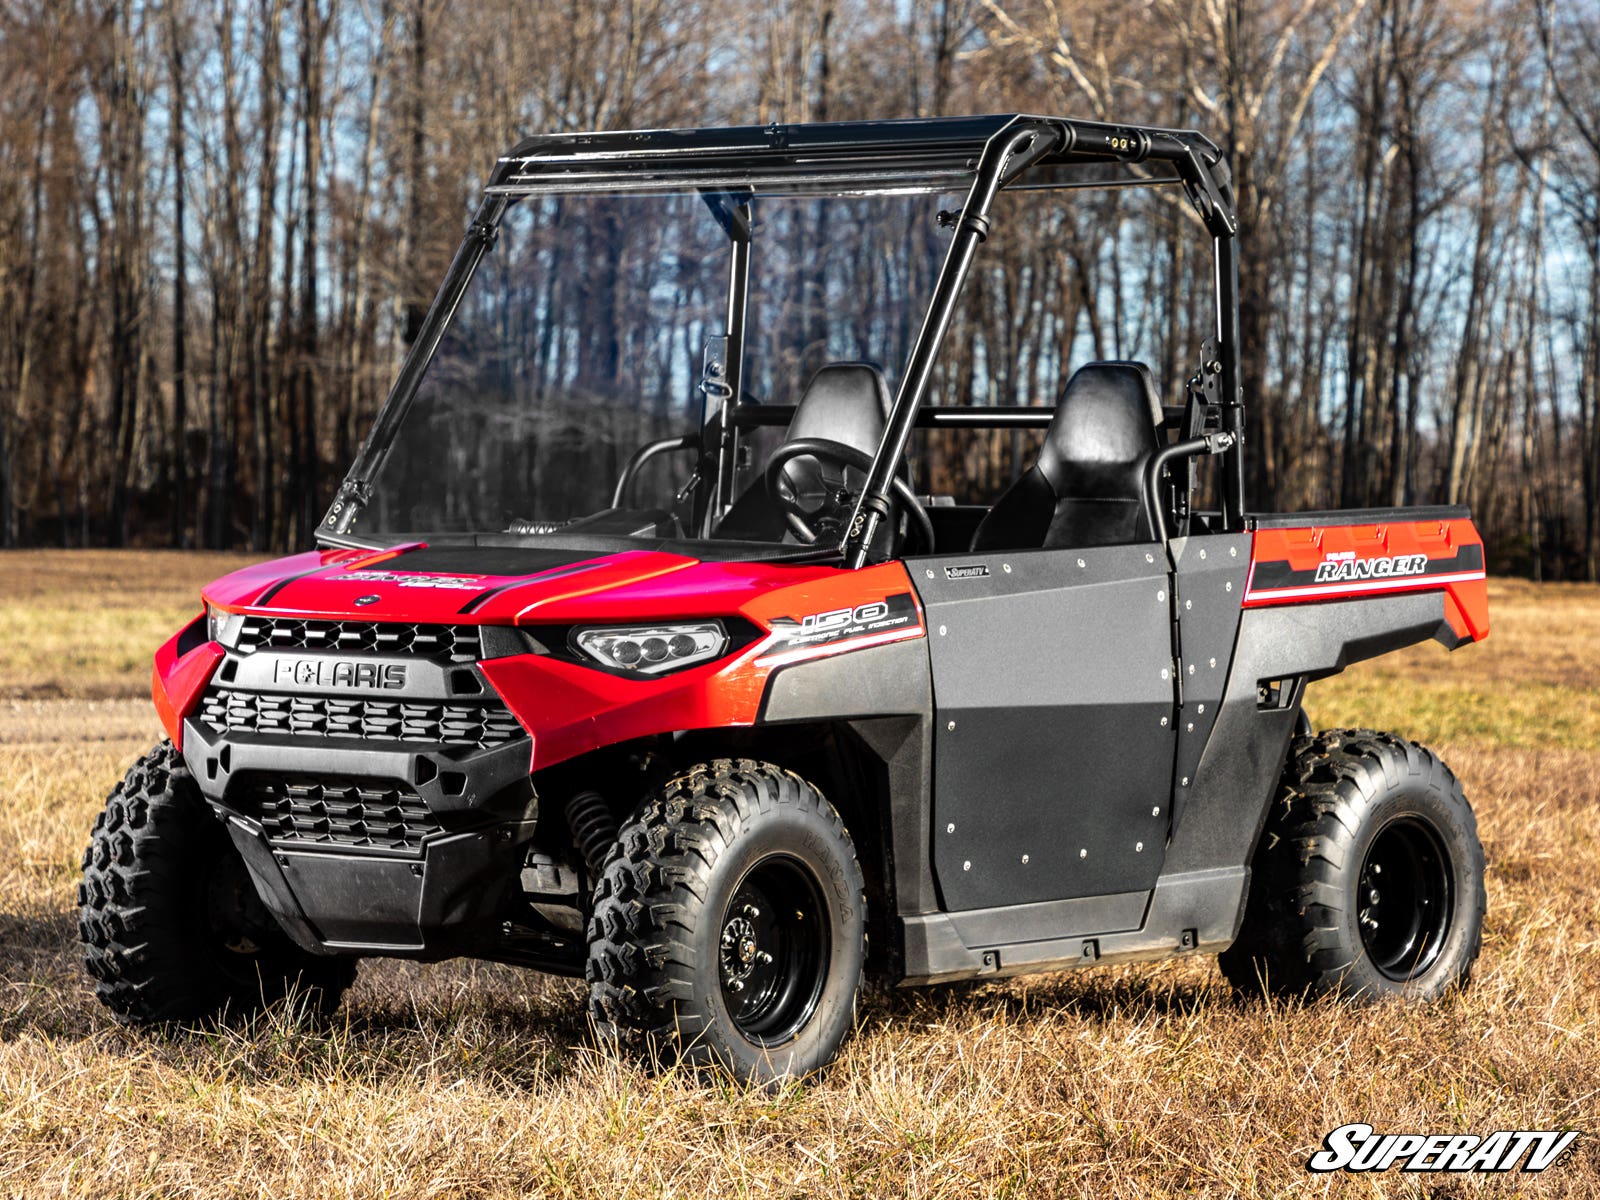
[345, 188, 963, 547]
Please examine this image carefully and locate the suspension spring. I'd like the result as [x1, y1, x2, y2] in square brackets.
[564, 790, 619, 876]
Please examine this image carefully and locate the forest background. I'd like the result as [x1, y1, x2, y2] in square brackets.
[3, 0, 1599, 577]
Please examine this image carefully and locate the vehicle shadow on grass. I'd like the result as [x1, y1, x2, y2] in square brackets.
[4, 903, 1247, 1090]
[858, 969, 1227, 1029]
[0, 906, 100, 1040]
[0, 909, 598, 1090]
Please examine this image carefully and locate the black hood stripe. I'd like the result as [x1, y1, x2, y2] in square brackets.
[457, 560, 607, 614]
[253, 563, 331, 607]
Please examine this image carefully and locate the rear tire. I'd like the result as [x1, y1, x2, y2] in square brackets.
[1219, 728, 1485, 1001]
[586, 759, 865, 1083]
[79, 741, 357, 1024]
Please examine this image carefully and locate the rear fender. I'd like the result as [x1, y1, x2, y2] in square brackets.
[1243, 513, 1488, 646]
[1169, 592, 1456, 877]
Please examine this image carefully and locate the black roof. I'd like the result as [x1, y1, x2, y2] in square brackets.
[488, 114, 1228, 207]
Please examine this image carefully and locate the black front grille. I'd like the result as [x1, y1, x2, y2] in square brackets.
[233, 617, 481, 662]
[235, 776, 442, 852]
[198, 688, 527, 748]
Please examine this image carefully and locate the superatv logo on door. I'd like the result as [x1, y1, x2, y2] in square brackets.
[1313, 552, 1429, 584]
[272, 659, 408, 690]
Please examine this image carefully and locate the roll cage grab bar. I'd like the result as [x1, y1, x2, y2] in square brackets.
[323, 114, 1245, 560]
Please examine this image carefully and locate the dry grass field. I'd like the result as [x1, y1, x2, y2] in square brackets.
[1, 550, 1596, 1197]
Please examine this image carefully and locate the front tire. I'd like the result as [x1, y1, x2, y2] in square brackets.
[79, 741, 357, 1024]
[586, 759, 866, 1083]
[1220, 728, 1485, 1001]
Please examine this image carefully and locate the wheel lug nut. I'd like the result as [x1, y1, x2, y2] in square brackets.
[729, 979, 744, 992]
[742, 904, 760, 918]
[758, 951, 773, 964]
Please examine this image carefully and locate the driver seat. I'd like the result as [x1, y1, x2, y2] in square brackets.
[970, 362, 1163, 552]
[715, 362, 894, 541]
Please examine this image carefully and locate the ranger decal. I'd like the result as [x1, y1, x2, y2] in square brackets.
[1313, 552, 1429, 583]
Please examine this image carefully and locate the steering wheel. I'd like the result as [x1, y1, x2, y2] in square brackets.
[763, 438, 935, 554]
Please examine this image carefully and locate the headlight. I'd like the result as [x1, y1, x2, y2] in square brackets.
[205, 603, 241, 647]
[572, 621, 729, 675]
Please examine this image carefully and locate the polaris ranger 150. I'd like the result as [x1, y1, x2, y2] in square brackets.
[81, 115, 1490, 1082]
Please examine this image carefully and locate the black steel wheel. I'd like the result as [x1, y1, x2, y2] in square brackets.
[587, 759, 866, 1083]
[718, 856, 830, 1044]
[1357, 816, 1453, 981]
[1220, 728, 1485, 1001]
[79, 741, 357, 1024]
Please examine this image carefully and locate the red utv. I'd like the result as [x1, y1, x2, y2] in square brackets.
[81, 115, 1489, 1083]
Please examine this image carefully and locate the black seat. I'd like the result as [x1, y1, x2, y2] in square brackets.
[715, 362, 893, 540]
[970, 362, 1163, 552]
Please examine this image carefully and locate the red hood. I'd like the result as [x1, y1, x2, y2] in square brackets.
[200, 544, 841, 626]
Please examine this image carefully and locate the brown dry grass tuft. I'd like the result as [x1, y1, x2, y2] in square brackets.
[2, 555, 1597, 1197]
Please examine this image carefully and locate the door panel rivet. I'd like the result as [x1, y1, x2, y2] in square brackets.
[947, 720, 956, 731]
[963, 860, 971, 871]
[1197, 703, 1205, 713]
[947, 822, 955, 833]
[925, 569, 935, 579]
[1157, 590, 1165, 602]
[1003, 563, 1012, 573]
[939, 624, 947, 636]
[1152, 806, 1161, 816]
[1230, 546, 1238, 556]
[1199, 549, 1207, 559]
[1136, 842, 1144, 852]
[1021, 854, 1030, 864]
[1186, 722, 1195, 732]
[1160, 716, 1168, 727]
[1079, 848, 1088, 859]
[1181, 777, 1190, 787]
[1078, 558, 1086, 568]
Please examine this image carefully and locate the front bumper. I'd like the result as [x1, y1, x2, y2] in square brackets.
[179, 643, 539, 958]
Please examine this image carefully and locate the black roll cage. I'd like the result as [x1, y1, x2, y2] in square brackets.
[322, 114, 1244, 563]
